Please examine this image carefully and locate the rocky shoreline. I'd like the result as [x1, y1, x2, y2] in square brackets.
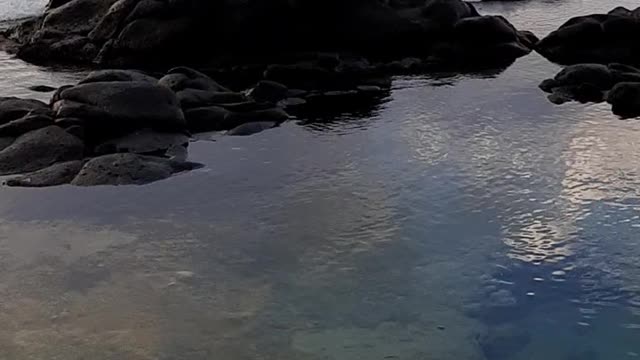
[2, 0, 640, 187]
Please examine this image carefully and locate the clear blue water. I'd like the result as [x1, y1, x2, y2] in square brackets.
[0, 0, 638, 359]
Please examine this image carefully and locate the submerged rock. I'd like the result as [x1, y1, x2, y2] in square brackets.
[0, 126, 83, 175]
[71, 153, 202, 186]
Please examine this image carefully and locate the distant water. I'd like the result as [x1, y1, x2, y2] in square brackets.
[0, 1, 638, 360]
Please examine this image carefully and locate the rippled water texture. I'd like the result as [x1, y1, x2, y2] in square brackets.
[0, 0, 638, 359]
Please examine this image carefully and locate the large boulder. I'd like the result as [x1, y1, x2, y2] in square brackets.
[537, 7, 640, 65]
[71, 153, 202, 186]
[9, 0, 533, 70]
[53, 81, 186, 142]
[0, 126, 84, 176]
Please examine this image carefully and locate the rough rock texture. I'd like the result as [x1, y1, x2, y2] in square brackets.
[606, 82, 640, 118]
[537, 6, 640, 65]
[53, 81, 185, 142]
[0, 65, 393, 187]
[71, 153, 201, 186]
[540, 63, 640, 117]
[94, 130, 189, 156]
[5, 160, 84, 187]
[9, 0, 535, 69]
[0, 126, 84, 175]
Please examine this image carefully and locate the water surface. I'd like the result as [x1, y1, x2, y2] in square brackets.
[0, 1, 639, 359]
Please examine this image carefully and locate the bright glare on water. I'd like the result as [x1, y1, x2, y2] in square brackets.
[0, 0, 638, 359]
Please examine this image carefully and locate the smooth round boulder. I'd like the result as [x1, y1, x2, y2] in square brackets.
[58, 81, 186, 140]
[0, 126, 84, 175]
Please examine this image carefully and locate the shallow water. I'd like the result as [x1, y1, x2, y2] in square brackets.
[0, 0, 639, 359]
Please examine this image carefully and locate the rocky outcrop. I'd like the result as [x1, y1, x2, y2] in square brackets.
[1, 64, 396, 187]
[536, 6, 640, 65]
[539, 63, 640, 117]
[7, 0, 535, 70]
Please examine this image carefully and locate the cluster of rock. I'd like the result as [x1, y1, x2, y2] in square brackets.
[5, 0, 536, 69]
[540, 63, 640, 117]
[536, 6, 640, 65]
[535, 6, 640, 118]
[0, 59, 400, 187]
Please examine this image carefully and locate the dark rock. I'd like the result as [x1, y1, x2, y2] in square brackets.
[0, 137, 14, 152]
[539, 63, 640, 106]
[88, 0, 140, 42]
[0, 114, 53, 137]
[184, 106, 231, 132]
[0, 126, 84, 175]
[264, 63, 335, 89]
[606, 82, 640, 117]
[536, 8, 640, 65]
[217, 101, 275, 113]
[28, 85, 57, 93]
[159, 67, 230, 93]
[225, 108, 290, 128]
[249, 80, 289, 103]
[56, 81, 185, 141]
[71, 153, 202, 186]
[64, 124, 85, 139]
[176, 89, 246, 109]
[5, 160, 84, 187]
[553, 63, 614, 89]
[277, 97, 307, 108]
[0, 97, 50, 124]
[11, 0, 532, 71]
[79, 69, 157, 84]
[94, 130, 189, 155]
[227, 121, 278, 136]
